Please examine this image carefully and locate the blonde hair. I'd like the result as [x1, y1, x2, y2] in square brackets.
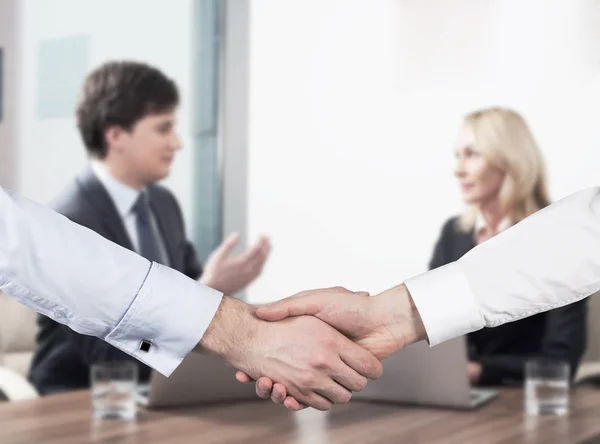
[458, 107, 551, 232]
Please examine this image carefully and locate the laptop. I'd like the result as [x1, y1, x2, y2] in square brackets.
[137, 353, 259, 409]
[138, 336, 496, 410]
[353, 336, 497, 409]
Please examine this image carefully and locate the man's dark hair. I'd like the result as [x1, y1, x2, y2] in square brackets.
[76, 61, 179, 158]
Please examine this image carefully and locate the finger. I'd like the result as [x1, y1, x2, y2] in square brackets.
[238, 236, 268, 263]
[327, 349, 371, 393]
[235, 371, 253, 383]
[314, 378, 353, 405]
[271, 383, 287, 404]
[283, 397, 307, 411]
[246, 241, 271, 274]
[256, 293, 323, 321]
[252, 238, 272, 268]
[332, 363, 368, 393]
[262, 237, 272, 255]
[302, 392, 334, 411]
[214, 232, 240, 259]
[256, 286, 367, 321]
[260, 236, 272, 256]
[330, 287, 370, 298]
[240, 249, 271, 287]
[256, 235, 270, 251]
[286, 381, 336, 411]
[340, 340, 384, 380]
[255, 377, 273, 399]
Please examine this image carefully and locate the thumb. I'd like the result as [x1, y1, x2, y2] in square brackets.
[256, 294, 322, 322]
[214, 232, 240, 259]
[235, 370, 253, 383]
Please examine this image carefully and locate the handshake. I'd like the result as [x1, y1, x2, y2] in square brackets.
[196, 284, 427, 411]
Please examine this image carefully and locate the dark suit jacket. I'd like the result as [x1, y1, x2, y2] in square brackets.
[28, 169, 203, 395]
[430, 217, 588, 386]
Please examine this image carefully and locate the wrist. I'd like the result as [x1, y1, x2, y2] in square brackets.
[374, 283, 426, 351]
[195, 296, 258, 366]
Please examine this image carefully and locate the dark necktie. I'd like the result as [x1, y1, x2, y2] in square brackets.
[132, 193, 163, 264]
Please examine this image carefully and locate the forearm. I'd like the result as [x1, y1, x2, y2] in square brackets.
[0, 188, 223, 377]
[405, 187, 600, 346]
[0, 188, 150, 336]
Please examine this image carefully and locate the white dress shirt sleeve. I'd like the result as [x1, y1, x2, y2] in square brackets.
[405, 187, 600, 346]
[0, 188, 223, 376]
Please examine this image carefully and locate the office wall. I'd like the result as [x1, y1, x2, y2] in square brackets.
[0, 0, 19, 189]
[13, 0, 196, 223]
[245, 0, 600, 302]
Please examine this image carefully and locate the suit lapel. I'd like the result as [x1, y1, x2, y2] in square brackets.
[76, 168, 135, 251]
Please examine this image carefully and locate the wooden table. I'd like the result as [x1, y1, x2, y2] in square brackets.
[2, 388, 600, 443]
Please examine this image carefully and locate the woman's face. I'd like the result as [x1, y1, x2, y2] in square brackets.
[454, 125, 505, 206]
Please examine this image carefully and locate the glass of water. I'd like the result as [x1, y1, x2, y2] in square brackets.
[524, 359, 570, 416]
[91, 361, 138, 420]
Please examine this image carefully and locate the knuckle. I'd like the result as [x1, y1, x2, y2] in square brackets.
[309, 354, 330, 370]
[323, 337, 337, 349]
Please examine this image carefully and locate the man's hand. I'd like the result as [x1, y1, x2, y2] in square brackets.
[258, 284, 425, 359]
[200, 233, 271, 295]
[467, 362, 482, 384]
[234, 284, 426, 410]
[196, 296, 383, 411]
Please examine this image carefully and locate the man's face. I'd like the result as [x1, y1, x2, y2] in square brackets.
[106, 109, 181, 186]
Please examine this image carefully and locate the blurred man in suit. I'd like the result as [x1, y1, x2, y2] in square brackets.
[29, 61, 271, 395]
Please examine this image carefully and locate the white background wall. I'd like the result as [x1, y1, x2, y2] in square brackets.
[10, 0, 197, 222]
[246, 0, 600, 302]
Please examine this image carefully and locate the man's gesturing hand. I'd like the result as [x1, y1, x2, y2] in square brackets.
[201, 233, 271, 295]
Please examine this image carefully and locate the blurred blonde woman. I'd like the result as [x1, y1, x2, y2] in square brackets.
[429, 107, 587, 386]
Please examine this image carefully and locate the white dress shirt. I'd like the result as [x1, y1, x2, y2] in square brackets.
[0, 187, 223, 377]
[90, 162, 170, 265]
[406, 187, 600, 347]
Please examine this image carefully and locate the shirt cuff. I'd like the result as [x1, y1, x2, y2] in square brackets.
[104, 263, 223, 377]
[404, 262, 484, 346]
